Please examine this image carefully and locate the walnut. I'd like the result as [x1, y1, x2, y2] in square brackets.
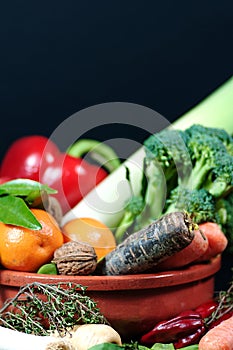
[53, 241, 97, 276]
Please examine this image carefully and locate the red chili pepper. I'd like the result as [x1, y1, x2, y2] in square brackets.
[140, 311, 203, 345]
[174, 325, 206, 349]
[194, 299, 218, 319]
[0, 135, 119, 213]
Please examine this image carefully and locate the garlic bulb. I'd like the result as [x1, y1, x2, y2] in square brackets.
[69, 324, 122, 350]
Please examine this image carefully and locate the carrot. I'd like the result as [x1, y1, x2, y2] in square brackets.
[195, 222, 228, 262]
[102, 211, 195, 275]
[154, 227, 209, 270]
[199, 315, 233, 350]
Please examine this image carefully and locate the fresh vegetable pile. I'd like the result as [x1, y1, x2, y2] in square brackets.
[0, 77, 233, 348]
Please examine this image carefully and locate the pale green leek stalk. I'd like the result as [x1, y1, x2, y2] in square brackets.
[62, 76, 233, 229]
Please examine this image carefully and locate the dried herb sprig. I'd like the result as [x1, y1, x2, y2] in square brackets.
[206, 275, 233, 327]
[0, 282, 109, 336]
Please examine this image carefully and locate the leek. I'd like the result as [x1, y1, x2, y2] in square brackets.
[62, 76, 233, 229]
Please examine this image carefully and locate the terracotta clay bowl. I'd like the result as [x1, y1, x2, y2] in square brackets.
[0, 256, 221, 340]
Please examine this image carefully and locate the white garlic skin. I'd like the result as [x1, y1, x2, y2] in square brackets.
[70, 324, 122, 350]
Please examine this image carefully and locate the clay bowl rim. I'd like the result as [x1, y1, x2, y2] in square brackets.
[0, 256, 221, 291]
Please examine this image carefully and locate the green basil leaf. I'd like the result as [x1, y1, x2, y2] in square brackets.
[151, 344, 175, 350]
[89, 344, 122, 350]
[0, 195, 42, 229]
[138, 345, 151, 350]
[37, 263, 58, 275]
[0, 178, 57, 197]
[0, 189, 8, 196]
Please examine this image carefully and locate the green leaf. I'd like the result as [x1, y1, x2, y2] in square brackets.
[0, 188, 8, 196]
[151, 344, 175, 350]
[89, 344, 123, 350]
[138, 346, 151, 350]
[37, 263, 58, 275]
[0, 178, 57, 198]
[0, 195, 42, 229]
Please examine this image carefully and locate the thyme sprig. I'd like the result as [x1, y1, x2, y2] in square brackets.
[0, 282, 109, 336]
[206, 276, 233, 327]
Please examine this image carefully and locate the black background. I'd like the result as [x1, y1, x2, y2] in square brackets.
[0, 1, 233, 289]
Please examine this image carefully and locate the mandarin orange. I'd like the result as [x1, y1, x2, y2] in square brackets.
[0, 208, 64, 272]
[62, 217, 116, 260]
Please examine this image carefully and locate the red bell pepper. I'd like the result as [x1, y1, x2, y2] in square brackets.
[0, 136, 60, 181]
[40, 152, 108, 213]
[0, 135, 120, 213]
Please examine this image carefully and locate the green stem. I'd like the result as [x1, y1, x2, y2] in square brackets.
[67, 139, 121, 173]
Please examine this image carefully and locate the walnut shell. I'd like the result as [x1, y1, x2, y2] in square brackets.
[53, 241, 97, 276]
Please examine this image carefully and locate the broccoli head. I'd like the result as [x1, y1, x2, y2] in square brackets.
[164, 187, 217, 224]
[144, 128, 192, 184]
[185, 124, 233, 147]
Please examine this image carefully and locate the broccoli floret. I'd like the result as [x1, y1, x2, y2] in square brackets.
[184, 124, 233, 195]
[144, 128, 191, 185]
[203, 152, 233, 197]
[114, 195, 144, 243]
[215, 192, 233, 253]
[185, 124, 233, 147]
[184, 133, 228, 190]
[165, 187, 217, 224]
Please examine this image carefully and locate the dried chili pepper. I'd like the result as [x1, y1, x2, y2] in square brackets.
[140, 311, 203, 345]
[174, 325, 206, 348]
[194, 299, 218, 319]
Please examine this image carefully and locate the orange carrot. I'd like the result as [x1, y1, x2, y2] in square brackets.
[196, 222, 228, 262]
[155, 228, 209, 270]
[199, 315, 233, 350]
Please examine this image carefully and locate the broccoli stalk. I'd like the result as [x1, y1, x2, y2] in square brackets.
[114, 195, 145, 243]
[139, 129, 192, 225]
[114, 166, 145, 243]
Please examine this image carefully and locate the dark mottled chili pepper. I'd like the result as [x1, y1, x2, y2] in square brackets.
[103, 211, 195, 275]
